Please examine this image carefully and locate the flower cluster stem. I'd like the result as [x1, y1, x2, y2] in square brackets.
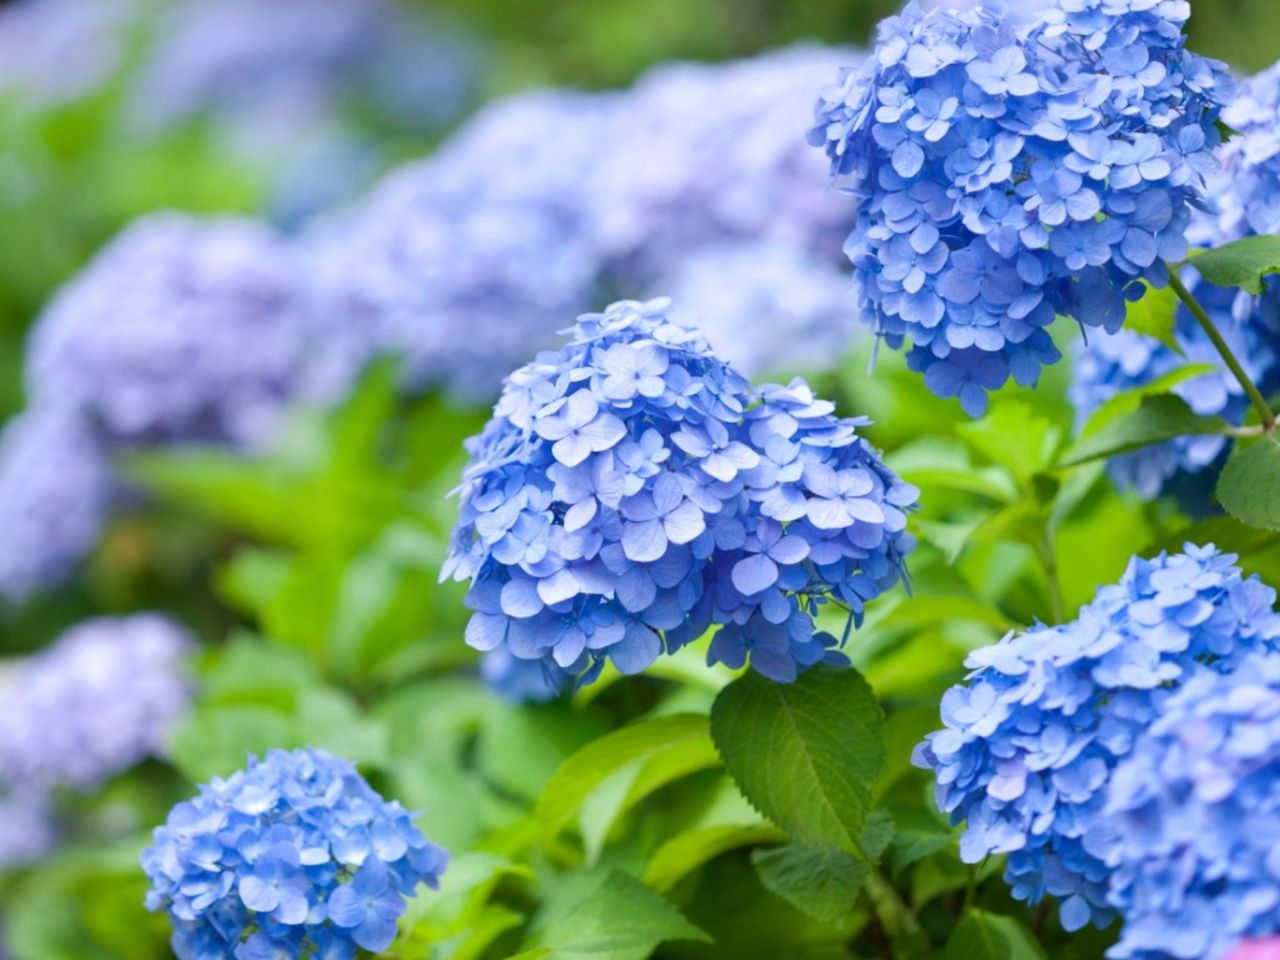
[1168, 272, 1277, 433]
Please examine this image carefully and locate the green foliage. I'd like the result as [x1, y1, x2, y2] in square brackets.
[944, 910, 1047, 960]
[1188, 234, 1280, 295]
[1060, 394, 1231, 466]
[1217, 437, 1280, 530]
[1122, 281, 1182, 354]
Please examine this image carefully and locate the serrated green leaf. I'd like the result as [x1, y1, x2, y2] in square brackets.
[1123, 281, 1182, 354]
[945, 909, 1046, 960]
[537, 713, 711, 842]
[752, 844, 871, 926]
[519, 871, 709, 958]
[1216, 437, 1280, 530]
[710, 667, 886, 854]
[1189, 234, 1280, 295]
[1060, 394, 1232, 466]
[643, 823, 787, 893]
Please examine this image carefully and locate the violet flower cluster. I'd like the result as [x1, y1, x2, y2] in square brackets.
[809, 0, 1230, 415]
[1095, 653, 1280, 959]
[142, 747, 448, 960]
[443, 298, 918, 685]
[913, 544, 1280, 931]
[1072, 63, 1280, 503]
[26, 212, 312, 452]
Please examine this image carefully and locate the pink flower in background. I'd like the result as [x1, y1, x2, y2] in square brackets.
[1225, 940, 1280, 960]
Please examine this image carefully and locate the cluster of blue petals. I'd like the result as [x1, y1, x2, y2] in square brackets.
[913, 544, 1280, 931]
[1094, 652, 1280, 960]
[809, 0, 1229, 416]
[1072, 62, 1280, 503]
[444, 298, 918, 686]
[142, 747, 448, 960]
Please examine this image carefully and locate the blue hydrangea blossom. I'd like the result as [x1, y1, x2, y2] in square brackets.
[0, 614, 193, 793]
[0, 786, 56, 870]
[1072, 63, 1280, 501]
[142, 747, 448, 960]
[26, 213, 313, 452]
[480, 649, 570, 704]
[1093, 653, 1280, 959]
[809, 0, 1229, 415]
[914, 545, 1280, 931]
[0, 408, 111, 604]
[0, 0, 135, 108]
[443, 298, 918, 686]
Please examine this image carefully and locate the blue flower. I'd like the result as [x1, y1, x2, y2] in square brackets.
[444, 299, 918, 687]
[1095, 652, 1280, 959]
[1072, 63, 1280, 506]
[810, 1, 1229, 414]
[914, 545, 1280, 932]
[142, 748, 448, 960]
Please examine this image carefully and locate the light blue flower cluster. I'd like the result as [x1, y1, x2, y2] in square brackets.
[914, 545, 1280, 931]
[0, 409, 111, 603]
[443, 298, 918, 685]
[1072, 63, 1280, 502]
[26, 212, 312, 452]
[809, 0, 1229, 415]
[0, 614, 193, 793]
[0, 0, 134, 108]
[480, 649, 570, 704]
[1095, 653, 1280, 959]
[142, 747, 448, 960]
[0, 787, 56, 870]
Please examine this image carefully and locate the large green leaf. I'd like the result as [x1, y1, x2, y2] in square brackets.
[514, 871, 709, 959]
[1123, 280, 1182, 354]
[1189, 234, 1280, 295]
[751, 844, 871, 927]
[1216, 437, 1280, 530]
[1060, 394, 1232, 466]
[945, 909, 1046, 960]
[643, 823, 786, 893]
[536, 713, 712, 842]
[710, 667, 886, 855]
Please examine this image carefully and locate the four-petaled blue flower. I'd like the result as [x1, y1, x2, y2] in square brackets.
[141, 747, 448, 960]
[809, 0, 1230, 415]
[444, 298, 918, 686]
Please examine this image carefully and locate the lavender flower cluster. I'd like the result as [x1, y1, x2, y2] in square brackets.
[1095, 653, 1280, 959]
[142, 747, 448, 960]
[914, 544, 1280, 932]
[809, 0, 1230, 415]
[0, 0, 135, 108]
[444, 298, 918, 685]
[1072, 63, 1280, 503]
[0, 614, 193, 867]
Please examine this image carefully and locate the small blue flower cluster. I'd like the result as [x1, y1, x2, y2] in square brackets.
[26, 212, 312, 452]
[0, 614, 193, 793]
[809, 0, 1229, 415]
[914, 544, 1280, 931]
[480, 649, 570, 704]
[142, 747, 448, 960]
[1094, 652, 1280, 960]
[0, 409, 111, 603]
[444, 298, 918, 685]
[1072, 63, 1280, 503]
[0, 0, 134, 108]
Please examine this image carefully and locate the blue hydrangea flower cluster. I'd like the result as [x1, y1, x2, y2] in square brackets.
[913, 544, 1280, 931]
[0, 786, 56, 870]
[443, 298, 918, 685]
[302, 90, 612, 402]
[0, 614, 193, 793]
[142, 747, 449, 960]
[0, 408, 111, 604]
[480, 649, 570, 704]
[1072, 63, 1280, 502]
[661, 240, 858, 377]
[0, 0, 135, 108]
[1094, 653, 1280, 959]
[26, 212, 312, 452]
[809, 0, 1230, 416]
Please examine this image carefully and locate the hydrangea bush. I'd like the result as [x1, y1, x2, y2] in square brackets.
[444, 298, 918, 685]
[809, 0, 1230, 415]
[1096, 653, 1280, 959]
[1072, 63, 1280, 501]
[914, 545, 1280, 930]
[141, 747, 448, 960]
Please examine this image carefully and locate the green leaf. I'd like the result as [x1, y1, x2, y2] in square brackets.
[1071, 363, 1218, 436]
[752, 844, 871, 926]
[1059, 394, 1232, 466]
[957, 401, 1062, 485]
[643, 823, 787, 893]
[168, 705, 297, 782]
[945, 909, 1047, 960]
[1188, 234, 1280, 295]
[518, 871, 709, 959]
[710, 666, 886, 854]
[1217, 437, 1280, 530]
[1123, 281, 1183, 354]
[887, 437, 1018, 502]
[537, 713, 712, 842]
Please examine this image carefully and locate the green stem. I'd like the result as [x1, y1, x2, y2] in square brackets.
[867, 870, 926, 948]
[1036, 528, 1065, 625]
[1168, 272, 1277, 432]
